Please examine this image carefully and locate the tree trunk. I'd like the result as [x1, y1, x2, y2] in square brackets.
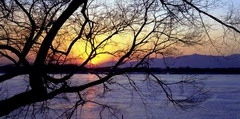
[29, 72, 47, 95]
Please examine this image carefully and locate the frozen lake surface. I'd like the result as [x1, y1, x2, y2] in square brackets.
[1, 74, 240, 119]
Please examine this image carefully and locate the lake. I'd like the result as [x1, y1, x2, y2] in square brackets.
[1, 74, 240, 119]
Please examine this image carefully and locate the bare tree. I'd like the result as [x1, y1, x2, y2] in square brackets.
[0, 0, 239, 118]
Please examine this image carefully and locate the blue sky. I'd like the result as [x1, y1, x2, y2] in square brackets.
[187, 0, 240, 56]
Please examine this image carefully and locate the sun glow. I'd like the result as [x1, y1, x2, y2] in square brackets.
[70, 42, 117, 66]
[68, 33, 131, 66]
[89, 54, 113, 65]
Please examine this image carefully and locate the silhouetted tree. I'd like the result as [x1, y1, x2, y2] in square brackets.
[0, 0, 239, 118]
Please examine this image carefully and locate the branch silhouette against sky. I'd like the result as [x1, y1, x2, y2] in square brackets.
[0, 0, 239, 118]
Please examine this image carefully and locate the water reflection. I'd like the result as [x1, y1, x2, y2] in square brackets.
[47, 74, 240, 119]
[79, 74, 101, 119]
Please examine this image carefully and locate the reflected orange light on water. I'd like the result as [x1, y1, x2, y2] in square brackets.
[79, 74, 102, 119]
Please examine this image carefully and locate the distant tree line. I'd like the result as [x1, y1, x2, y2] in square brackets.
[1, 65, 239, 74]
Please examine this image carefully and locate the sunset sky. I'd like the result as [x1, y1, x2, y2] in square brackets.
[80, 0, 240, 65]
[0, 0, 240, 66]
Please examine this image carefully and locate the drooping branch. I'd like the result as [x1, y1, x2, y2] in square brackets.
[0, 70, 27, 83]
[0, 51, 17, 64]
[182, 0, 240, 33]
[0, 45, 29, 66]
